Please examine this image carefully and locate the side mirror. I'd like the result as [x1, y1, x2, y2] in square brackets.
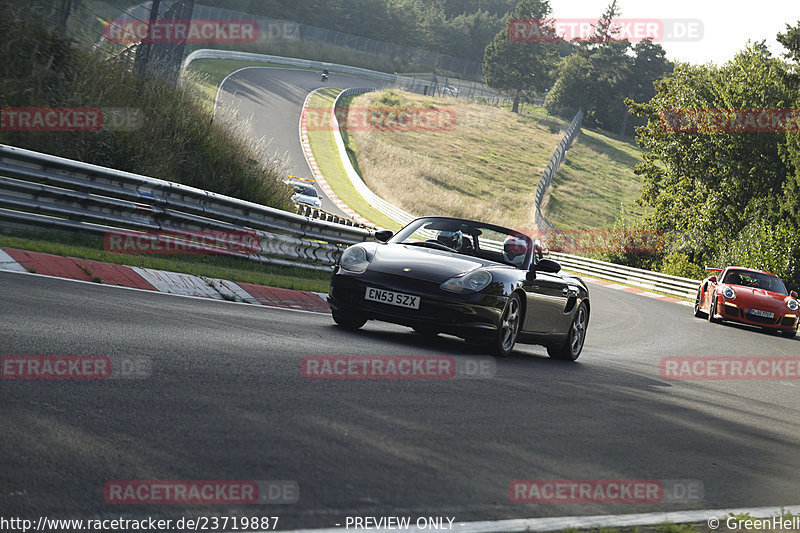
[533, 258, 561, 274]
[375, 229, 394, 243]
[791, 290, 798, 299]
[709, 276, 717, 283]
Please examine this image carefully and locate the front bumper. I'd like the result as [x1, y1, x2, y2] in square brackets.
[328, 267, 508, 339]
[718, 299, 799, 332]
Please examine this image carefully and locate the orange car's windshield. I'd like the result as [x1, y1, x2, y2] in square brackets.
[723, 270, 788, 295]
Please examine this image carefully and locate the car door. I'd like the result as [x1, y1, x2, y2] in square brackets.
[522, 271, 570, 334]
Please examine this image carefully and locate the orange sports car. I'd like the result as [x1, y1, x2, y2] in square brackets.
[694, 266, 799, 338]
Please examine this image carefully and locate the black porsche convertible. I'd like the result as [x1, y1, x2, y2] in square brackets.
[327, 216, 590, 359]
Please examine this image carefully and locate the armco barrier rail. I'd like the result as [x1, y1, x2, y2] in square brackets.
[0, 144, 373, 271]
[534, 109, 583, 230]
[331, 88, 417, 227]
[551, 251, 698, 299]
[182, 49, 398, 83]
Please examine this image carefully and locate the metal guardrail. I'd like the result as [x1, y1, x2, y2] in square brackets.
[330, 88, 417, 228]
[534, 109, 583, 230]
[182, 49, 398, 82]
[551, 251, 698, 299]
[0, 144, 374, 271]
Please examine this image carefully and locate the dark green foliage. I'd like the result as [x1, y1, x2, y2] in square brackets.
[482, 0, 559, 112]
[0, 2, 291, 210]
[200, 0, 517, 63]
[625, 33, 800, 290]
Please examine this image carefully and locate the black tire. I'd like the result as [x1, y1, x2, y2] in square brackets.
[707, 292, 721, 324]
[781, 328, 798, 339]
[693, 290, 707, 318]
[489, 293, 522, 357]
[332, 310, 366, 330]
[412, 326, 439, 337]
[547, 301, 588, 361]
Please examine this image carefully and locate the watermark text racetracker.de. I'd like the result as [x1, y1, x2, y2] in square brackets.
[1, 107, 143, 132]
[508, 18, 703, 43]
[1, 355, 151, 380]
[660, 357, 800, 380]
[304, 106, 456, 132]
[660, 108, 800, 133]
[104, 480, 298, 504]
[522, 229, 664, 255]
[302, 355, 496, 380]
[104, 19, 259, 43]
[103, 229, 260, 256]
[509, 479, 704, 503]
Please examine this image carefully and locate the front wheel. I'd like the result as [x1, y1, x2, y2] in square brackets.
[781, 327, 798, 339]
[548, 301, 588, 361]
[488, 293, 522, 357]
[332, 310, 366, 330]
[693, 290, 707, 318]
[707, 293, 721, 324]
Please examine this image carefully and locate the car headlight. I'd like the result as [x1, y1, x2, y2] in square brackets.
[441, 270, 492, 293]
[788, 299, 799, 311]
[339, 246, 370, 273]
[722, 286, 736, 299]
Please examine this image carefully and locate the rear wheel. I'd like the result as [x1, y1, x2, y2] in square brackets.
[547, 301, 588, 361]
[488, 293, 522, 357]
[332, 310, 366, 330]
[693, 290, 707, 318]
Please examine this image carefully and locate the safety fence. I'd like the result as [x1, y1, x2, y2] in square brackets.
[533, 109, 583, 230]
[0, 144, 373, 271]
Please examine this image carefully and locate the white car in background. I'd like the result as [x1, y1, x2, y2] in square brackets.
[286, 178, 322, 209]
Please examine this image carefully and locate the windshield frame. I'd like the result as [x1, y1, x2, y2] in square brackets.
[723, 269, 788, 295]
[389, 216, 534, 270]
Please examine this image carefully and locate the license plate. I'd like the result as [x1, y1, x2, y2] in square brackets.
[365, 287, 420, 309]
[749, 308, 774, 318]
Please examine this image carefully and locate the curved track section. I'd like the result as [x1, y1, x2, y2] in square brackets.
[215, 68, 389, 218]
[1, 272, 798, 529]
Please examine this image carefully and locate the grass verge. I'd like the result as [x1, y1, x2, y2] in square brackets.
[344, 90, 568, 229]
[542, 128, 648, 229]
[306, 89, 402, 230]
[0, 231, 331, 294]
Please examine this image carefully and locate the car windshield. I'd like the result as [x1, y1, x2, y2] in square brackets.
[293, 184, 317, 197]
[390, 217, 533, 269]
[723, 269, 788, 295]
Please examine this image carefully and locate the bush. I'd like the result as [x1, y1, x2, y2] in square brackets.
[0, 2, 291, 210]
[659, 252, 705, 280]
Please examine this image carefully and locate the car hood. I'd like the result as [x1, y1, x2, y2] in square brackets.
[368, 243, 497, 282]
[725, 285, 789, 311]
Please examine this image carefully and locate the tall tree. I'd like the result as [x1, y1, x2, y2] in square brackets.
[628, 43, 793, 266]
[482, 0, 557, 112]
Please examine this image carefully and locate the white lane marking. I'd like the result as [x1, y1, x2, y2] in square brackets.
[0, 269, 330, 316]
[208, 276, 262, 304]
[278, 505, 800, 532]
[130, 267, 226, 299]
[0, 249, 28, 272]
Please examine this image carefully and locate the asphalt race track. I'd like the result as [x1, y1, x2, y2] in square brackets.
[214, 68, 389, 217]
[2, 271, 799, 529]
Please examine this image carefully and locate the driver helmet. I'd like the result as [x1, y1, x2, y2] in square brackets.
[437, 229, 463, 250]
[504, 235, 528, 266]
